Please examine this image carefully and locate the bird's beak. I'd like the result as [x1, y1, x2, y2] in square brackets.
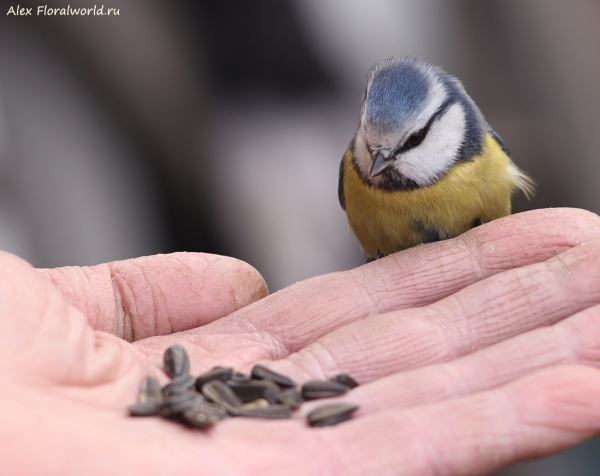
[370, 151, 395, 178]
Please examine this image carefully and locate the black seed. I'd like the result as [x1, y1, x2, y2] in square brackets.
[302, 380, 349, 400]
[190, 399, 229, 418]
[201, 380, 244, 413]
[251, 365, 296, 387]
[195, 367, 234, 390]
[163, 344, 190, 378]
[128, 401, 161, 416]
[163, 374, 196, 397]
[229, 371, 252, 381]
[130, 350, 362, 429]
[242, 398, 270, 409]
[161, 390, 203, 417]
[312, 413, 353, 427]
[277, 388, 303, 409]
[180, 409, 216, 428]
[139, 376, 163, 405]
[234, 404, 293, 419]
[307, 403, 358, 427]
[180, 401, 228, 428]
[171, 374, 197, 387]
[162, 385, 191, 398]
[227, 379, 281, 404]
[330, 374, 359, 389]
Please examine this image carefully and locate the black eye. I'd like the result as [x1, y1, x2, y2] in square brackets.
[405, 128, 427, 149]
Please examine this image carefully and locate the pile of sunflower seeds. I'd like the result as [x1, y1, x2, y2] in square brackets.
[128, 344, 359, 429]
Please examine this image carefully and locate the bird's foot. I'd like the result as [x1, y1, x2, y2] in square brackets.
[365, 249, 384, 263]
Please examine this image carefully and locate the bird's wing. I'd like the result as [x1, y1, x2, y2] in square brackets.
[487, 123, 510, 156]
[338, 153, 346, 211]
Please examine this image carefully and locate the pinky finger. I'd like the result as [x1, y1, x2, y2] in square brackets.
[323, 365, 600, 476]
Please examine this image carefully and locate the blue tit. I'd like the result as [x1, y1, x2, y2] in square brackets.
[338, 57, 534, 259]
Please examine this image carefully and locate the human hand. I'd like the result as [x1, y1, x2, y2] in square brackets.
[3, 208, 600, 475]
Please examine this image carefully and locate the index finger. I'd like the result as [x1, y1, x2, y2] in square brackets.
[199, 208, 600, 352]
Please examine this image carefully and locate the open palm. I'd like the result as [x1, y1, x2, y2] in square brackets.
[3, 208, 600, 475]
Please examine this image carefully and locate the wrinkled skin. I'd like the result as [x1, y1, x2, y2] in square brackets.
[3, 208, 600, 475]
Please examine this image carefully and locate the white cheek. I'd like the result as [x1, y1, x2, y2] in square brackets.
[396, 103, 465, 185]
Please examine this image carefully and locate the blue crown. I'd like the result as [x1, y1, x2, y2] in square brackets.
[365, 60, 429, 131]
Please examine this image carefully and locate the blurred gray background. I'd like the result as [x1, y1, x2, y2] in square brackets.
[0, 1, 599, 473]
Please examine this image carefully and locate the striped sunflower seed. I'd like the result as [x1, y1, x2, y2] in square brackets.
[128, 401, 161, 417]
[128, 347, 363, 430]
[301, 380, 349, 400]
[229, 371, 252, 381]
[164, 344, 190, 378]
[227, 379, 281, 404]
[201, 380, 244, 413]
[234, 404, 293, 419]
[277, 388, 303, 409]
[330, 374, 359, 389]
[306, 403, 358, 427]
[195, 367, 234, 390]
[162, 374, 196, 397]
[161, 390, 203, 417]
[139, 376, 162, 405]
[241, 398, 270, 410]
[180, 409, 217, 428]
[251, 365, 296, 387]
[180, 401, 228, 428]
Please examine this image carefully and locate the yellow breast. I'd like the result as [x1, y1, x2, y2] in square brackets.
[343, 133, 516, 257]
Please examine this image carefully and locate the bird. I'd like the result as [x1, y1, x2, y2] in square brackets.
[338, 57, 534, 260]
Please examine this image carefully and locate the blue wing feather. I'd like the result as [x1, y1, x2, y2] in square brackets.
[487, 123, 510, 156]
[338, 154, 346, 211]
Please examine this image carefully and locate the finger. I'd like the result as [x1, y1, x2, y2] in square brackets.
[320, 300, 600, 415]
[322, 365, 600, 475]
[275, 237, 600, 381]
[197, 208, 600, 354]
[179, 232, 600, 377]
[39, 252, 269, 341]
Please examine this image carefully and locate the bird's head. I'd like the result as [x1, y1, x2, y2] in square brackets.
[353, 57, 486, 190]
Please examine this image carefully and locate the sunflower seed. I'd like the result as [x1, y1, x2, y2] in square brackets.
[301, 380, 349, 400]
[277, 388, 303, 409]
[251, 365, 296, 387]
[234, 404, 293, 419]
[330, 374, 359, 389]
[201, 380, 244, 413]
[128, 401, 161, 416]
[172, 374, 196, 387]
[164, 344, 190, 378]
[306, 403, 358, 427]
[161, 385, 190, 397]
[180, 409, 217, 428]
[241, 398, 270, 410]
[128, 349, 364, 430]
[161, 390, 203, 417]
[227, 379, 281, 404]
[229, 371, 252, 381]
[195, 367, 233, 390]
[139, 376, 163, 405]
[189, 398, 229, 418]
[162, 374, 196, 397]
[180, 401, 228, 428]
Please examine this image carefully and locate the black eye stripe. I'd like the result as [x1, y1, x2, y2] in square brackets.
[396, 97, 455, 154]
